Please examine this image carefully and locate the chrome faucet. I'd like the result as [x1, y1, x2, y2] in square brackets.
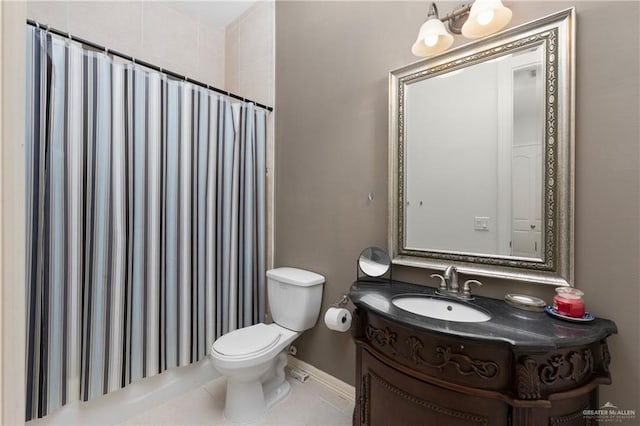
[431, 265, 482, 300]
[443, 265, 459, 292]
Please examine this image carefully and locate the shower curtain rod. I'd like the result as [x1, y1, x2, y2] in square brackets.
[26, 19, 274, 112]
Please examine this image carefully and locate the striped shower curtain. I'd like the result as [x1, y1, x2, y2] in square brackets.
[25, 26, 267, 420]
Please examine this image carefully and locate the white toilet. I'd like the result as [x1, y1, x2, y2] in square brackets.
[210, 267, 325, 422]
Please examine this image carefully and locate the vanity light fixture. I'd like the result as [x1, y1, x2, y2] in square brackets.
[412, 0, 512, 57]
[462, 0, 513, 38]
[411, 3, 454, 57]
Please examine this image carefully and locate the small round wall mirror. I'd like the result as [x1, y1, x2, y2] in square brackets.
[358, 247, 391, 278]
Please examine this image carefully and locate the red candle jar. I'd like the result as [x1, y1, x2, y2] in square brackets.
[553, 287, 586, 318]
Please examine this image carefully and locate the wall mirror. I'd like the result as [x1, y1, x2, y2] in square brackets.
[389, 9, 574, 286]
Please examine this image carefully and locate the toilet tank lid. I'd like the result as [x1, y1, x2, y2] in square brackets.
[267, 267, 325, 286]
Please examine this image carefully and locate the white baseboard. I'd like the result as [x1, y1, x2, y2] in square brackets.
[287, 355, 355, 402]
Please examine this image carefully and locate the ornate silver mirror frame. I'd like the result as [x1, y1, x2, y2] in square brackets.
[389, 9, 575, 286]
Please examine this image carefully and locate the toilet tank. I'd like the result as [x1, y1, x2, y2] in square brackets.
[267, 267, 325, 332]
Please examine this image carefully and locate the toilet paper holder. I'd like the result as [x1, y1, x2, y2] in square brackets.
[324, 297, 353, 332]
[330, 294, 349, 308]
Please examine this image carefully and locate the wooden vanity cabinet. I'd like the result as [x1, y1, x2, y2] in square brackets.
[353, 308, 611, 426]
[358, 347, 509, 426]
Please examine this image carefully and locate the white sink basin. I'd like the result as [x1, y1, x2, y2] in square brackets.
[392, 296, 491, 323]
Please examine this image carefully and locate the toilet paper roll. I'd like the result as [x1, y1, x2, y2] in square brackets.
[324, 307, 352, 332]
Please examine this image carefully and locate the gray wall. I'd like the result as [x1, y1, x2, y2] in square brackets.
[275, 1, 639, 411]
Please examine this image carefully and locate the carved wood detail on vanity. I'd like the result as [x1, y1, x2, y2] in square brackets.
[360, 375, 369, 424]
[601, 340, 611, 373]
[514, 342, 610, 400]
[540, 350, 593, 384]
[516, 358, 542, 399]
[360, 313, 510, 390]
[365, 324, 499, 379]
[516, 349, 593, 400]
[365, 325, 397, 351]
[405, 336, 500, 379]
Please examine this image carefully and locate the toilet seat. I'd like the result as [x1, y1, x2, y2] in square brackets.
[213, 323, 281, 359]
[211, 323, 299, 370]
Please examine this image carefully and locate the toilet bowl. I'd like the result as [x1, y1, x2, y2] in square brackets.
[211, 323, 299, 422]
[210, 267, 325, 423]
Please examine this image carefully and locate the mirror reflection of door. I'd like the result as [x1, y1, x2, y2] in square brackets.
[497, 47, 544, 259]
[512, 144, 542, 257]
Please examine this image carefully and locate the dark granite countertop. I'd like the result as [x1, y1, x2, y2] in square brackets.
[349, 280, 617, 353]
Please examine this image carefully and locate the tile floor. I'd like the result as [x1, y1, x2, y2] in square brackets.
[121, 369, 354, 425]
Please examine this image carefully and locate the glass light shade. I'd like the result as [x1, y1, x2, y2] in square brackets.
[461, 0, 512, 39]
[476, 9, 495, 26]
[411, 18, 454, 57]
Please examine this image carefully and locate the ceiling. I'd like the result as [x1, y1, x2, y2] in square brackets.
[163, 1, 258, 28]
